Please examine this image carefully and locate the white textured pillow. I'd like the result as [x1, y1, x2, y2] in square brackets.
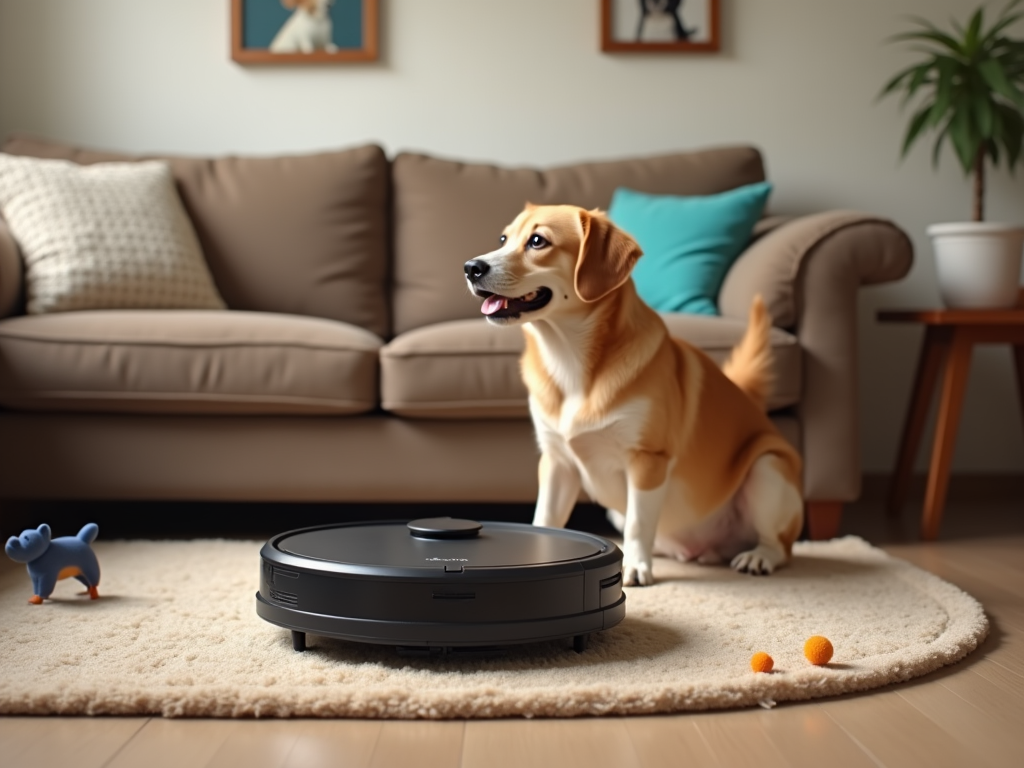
[0, 154, 225, 314]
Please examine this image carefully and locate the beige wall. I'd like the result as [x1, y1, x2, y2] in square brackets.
[1, 0, 1022, 473]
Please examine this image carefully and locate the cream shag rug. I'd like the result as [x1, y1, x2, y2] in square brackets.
[0, 536, 988, 718]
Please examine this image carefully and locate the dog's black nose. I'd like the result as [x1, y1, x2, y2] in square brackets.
[464, 259, 490, 282]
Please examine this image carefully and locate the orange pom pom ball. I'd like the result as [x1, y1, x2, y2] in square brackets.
[750, 651, 774, 673]
[804, 635, 834, 665]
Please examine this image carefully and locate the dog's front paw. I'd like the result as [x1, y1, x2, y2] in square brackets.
[622, 558, 654, 586]
[730, 546, 781, 576]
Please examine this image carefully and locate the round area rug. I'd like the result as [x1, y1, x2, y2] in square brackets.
[0, 536, 988, 718]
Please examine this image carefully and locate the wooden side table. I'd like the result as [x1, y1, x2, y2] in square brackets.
[879, 307, 1024, 540]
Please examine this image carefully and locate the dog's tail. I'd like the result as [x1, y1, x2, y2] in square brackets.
[77, 523, 99, 545]
[722, 295, 773, 411]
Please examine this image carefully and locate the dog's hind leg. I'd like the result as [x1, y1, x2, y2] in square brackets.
[731, 454, 803, 575]
[532, 452, 581, 529]
[74, 574, 100, 599]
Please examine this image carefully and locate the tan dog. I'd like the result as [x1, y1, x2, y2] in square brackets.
[464, 204, 803, 586]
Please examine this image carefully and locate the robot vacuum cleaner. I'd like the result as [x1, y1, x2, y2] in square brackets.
[256, 517, 625, 655]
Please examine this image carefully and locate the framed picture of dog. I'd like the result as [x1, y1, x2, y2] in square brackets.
[601, 0, 720, 53]
[231, 0, 379, 64]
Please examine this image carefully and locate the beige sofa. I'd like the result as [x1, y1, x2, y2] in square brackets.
[0, 137, 913, 537]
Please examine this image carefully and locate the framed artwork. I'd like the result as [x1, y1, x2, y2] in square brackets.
[601, 0, 720, 53]
[231, 0, 378, 64]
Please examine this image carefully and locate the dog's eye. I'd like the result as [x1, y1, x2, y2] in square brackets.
[528, 234, 549, 250]
[499, 235, 507, 245]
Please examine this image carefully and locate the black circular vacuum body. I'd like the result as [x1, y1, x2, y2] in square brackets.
[256, 518, 625, 653]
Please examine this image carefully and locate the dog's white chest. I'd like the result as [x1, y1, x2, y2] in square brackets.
[557, 393, 586, 436]
[524, 322, 647, 508]
[535, 397, 648, 512]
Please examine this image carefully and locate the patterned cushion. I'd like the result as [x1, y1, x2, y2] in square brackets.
[0, 154, 225, 314]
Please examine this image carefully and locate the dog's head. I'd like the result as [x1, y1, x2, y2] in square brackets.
[5, 524, 51, 563]
[465, 204, 643, 326]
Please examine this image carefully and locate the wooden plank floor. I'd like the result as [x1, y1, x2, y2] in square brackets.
[2, 477, 1022, 768]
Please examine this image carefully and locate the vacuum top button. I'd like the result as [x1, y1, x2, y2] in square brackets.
[407, 517, 482, 539]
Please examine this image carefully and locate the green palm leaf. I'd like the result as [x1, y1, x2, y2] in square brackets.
[889, 25, 964, 55]
[978, 58, 1024, 109]
[927, 57, 959, 127]
[902, 104, 935, 157]
[932, 121, 953, 168]
[964, 7, 985, 54]
[949, 103, 980, 173]
[996, 101, 1024, 166]
[980, 11, 1024, 45]
[989, 136, 1002, 164]
[976, 92, 996, 138]
[878, 62, 931, 100]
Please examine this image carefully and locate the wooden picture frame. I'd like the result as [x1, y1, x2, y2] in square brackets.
[231, 0, 378, 64]
[601, 0, 720, 53]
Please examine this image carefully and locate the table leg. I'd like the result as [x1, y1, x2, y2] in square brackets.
[921, 331, 973, 541]
[806, 501, 843, 540]
[886, 326, 950, 518]
[1014, 344, 1024, 445]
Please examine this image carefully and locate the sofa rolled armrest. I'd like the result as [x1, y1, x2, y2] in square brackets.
[750, 214, 794, 242]
[0, 217, 23, 319]
[718, 211, 914, 502]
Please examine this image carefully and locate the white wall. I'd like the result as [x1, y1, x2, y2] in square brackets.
[1, 0, 1022, 474]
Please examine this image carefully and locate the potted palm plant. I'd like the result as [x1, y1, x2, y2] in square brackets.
[880, 0, 1024, 308]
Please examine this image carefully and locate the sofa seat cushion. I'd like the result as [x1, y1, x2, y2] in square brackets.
[380, 315, 800, 419]
[0, 311, 382, 415]
[381, 320, 527, 418]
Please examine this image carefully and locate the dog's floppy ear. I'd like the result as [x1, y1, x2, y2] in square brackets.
[573, 209, 642, 303]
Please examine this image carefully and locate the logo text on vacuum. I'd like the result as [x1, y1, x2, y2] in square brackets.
[425, 557, 469, 562]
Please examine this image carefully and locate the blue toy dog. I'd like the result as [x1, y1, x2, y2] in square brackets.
[5, 523, 101, 604]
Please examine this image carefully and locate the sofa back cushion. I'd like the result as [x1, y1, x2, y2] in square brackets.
[2, 136, 391, 338]
[390, 146, 766, 335]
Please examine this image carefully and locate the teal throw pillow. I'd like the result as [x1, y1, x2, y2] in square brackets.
[608, 182, 772, 315]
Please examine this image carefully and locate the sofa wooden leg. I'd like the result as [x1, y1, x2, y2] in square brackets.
[806, 501, 843, 541]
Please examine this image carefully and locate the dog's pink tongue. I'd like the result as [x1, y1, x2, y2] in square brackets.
[481, 295, 505, 315]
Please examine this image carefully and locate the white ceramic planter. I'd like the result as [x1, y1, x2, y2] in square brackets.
[927, 222, 1024, 309]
